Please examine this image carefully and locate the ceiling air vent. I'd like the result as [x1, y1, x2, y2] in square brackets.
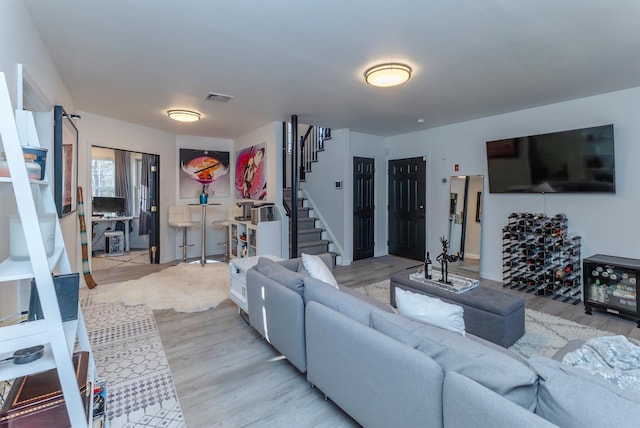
[205, 92, 233, 103]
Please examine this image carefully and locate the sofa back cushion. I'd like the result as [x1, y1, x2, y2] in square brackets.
[255, 257, 305, 297]
[304, 277, 392, 326]
[370, 310, 538, 411]
[529, 356, 640, 428]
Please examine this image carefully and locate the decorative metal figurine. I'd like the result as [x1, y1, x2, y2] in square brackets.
[436, 235, 459, 284]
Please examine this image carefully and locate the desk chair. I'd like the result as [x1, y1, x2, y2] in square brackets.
[168, 205, 200, 263]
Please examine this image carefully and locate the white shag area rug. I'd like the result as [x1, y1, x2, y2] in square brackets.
[354, 279, 621, 359]
[94, 262, 230, 313]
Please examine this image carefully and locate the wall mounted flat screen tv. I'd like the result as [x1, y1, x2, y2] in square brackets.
[486, 124, 615, 193]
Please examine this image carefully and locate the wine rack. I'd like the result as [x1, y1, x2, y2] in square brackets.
[502, 212, 582, 304]
[583, 254, 640, 327]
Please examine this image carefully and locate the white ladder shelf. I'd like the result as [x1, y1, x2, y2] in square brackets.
[0, 71, 95, 427]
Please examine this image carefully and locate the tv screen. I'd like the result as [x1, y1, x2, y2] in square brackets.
[486, 124, 615, 193]
[92, 196, 126, 216]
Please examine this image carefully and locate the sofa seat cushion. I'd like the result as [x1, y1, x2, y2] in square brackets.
[256, 257, 305, 297]
[370, 310, 538, 411]
[529, 356, 640, 428]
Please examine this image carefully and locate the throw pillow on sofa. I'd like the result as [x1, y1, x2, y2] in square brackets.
[395, 287, 466, 336]
[256, 257, 306, 297]
[302, 253, 339, 288]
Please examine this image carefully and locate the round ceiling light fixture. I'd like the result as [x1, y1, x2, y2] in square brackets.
[167, 109, 201, 122]
[364, 63, 412, 87]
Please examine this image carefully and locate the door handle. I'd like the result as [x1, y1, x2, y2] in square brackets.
[419, 205, 424, 209]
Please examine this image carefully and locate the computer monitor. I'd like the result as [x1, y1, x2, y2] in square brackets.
[92, 196, 126, 216]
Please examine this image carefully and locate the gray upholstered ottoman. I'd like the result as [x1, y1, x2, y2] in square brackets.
[390, 271, 525, 347]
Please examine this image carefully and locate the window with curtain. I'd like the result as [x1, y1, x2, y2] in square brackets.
[92, 158, 115, 196]
[92, 147, 145, 218]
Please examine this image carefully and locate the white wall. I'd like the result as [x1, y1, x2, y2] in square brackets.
[233, 122, 288, 257]
[0, 0, 79, 315]
[387, 87, 640, 281]
[234, 122, 280, 203]
[302, 129, 387, 264]
[176, 135, 234, 260]
[301, 129, 349, 259]
[79, 112, 177, 263]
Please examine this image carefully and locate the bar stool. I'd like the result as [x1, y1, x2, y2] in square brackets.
[213, 220, 230, 262]
[168, 205, 200, 263]
[213, 206, 238, 262]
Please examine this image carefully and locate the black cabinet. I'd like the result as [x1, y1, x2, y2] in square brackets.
[583, 254, 639, 327]
[502, 212, 582, 304]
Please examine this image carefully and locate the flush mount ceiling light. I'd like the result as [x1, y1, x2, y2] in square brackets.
[167, 109, 201, 122]
[364, 63, 412, 87]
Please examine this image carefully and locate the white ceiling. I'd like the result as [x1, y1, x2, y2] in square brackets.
[24, 0, 640, 139]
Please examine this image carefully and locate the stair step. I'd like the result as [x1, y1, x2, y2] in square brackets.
[297, 217, 317, 229]
[296, 239, 330, 256]
[294, 207, 311, 217]
[294, 228, 323, 242]
[283, 198, 305, 208]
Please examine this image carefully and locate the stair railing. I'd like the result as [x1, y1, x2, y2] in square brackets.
[282, 115, 332, 258]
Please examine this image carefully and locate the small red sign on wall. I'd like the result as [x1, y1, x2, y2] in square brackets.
[454, 164, 459, 172]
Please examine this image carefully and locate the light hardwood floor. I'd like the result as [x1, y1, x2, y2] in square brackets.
[92, 254, 640, 427]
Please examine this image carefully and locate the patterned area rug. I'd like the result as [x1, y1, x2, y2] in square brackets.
[354, 280, 619, 359]
[81, 285, 185, 427]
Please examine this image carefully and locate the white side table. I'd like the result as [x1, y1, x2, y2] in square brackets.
[229, 254, 283, 314]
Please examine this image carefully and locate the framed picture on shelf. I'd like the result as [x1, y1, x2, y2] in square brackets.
[54, 105, 78, 218]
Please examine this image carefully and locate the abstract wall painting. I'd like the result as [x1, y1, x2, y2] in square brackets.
[179, 149, 231, 199]
[235, 144, 267, 200]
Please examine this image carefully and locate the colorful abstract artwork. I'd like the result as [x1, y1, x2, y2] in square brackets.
[179, 149, 230, 198]
[235, 144, 267, 200]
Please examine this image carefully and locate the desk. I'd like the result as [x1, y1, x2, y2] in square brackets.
[188, 203, 221, 265]
[91, 216, 133, 252]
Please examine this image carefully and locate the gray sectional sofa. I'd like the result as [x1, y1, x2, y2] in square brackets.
[246, 255, 640, 428]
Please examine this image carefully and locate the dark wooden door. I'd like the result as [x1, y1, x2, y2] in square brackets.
[388, 157, 426, 261]
[353, 157, 375, 261]
[148, 154, 160, 263]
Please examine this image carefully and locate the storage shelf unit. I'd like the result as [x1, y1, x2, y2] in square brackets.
[229, 219, 281, 259]
[0, 71, 95, 427]
[502, 212, 582, 305]
[583, 254, 640, 327]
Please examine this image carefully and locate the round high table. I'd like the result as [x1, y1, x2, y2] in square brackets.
[189, 202, 221, 265]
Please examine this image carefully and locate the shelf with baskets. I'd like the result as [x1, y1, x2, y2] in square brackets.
[502, 212, 582, 305]
[0, 71, 97, 427]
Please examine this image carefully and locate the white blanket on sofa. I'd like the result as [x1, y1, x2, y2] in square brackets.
[562, 335, 640, 394]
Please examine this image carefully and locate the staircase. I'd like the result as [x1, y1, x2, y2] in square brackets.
[283, 118, 339, 262]
[283, 188, 334, 258]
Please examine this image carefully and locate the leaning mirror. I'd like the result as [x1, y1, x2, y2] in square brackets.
[448, 175, 483, 276]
